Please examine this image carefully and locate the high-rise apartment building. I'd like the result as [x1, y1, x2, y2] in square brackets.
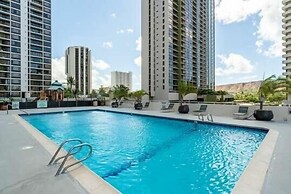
[283, 0, 291, 78]
[0, 0, 52, 98]
[141, 0, 215, 100]
[65, 46, 92, 95]
[111, 71, 132, 91]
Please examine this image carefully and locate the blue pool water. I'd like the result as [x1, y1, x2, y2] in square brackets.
[22, 110, 266, 194]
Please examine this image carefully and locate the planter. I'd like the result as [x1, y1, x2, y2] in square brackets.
[178, 105, 189, 114]
[254, 109, 274, 121]
[111, 101, 118, 108]
[134, 102, 143, 110]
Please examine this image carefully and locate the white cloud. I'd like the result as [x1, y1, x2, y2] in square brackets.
[127, 29, 134, 33]
[102, 42, 113, 49]
[91, 60, 111, 89]
[117, 29, 125, 34]
[136, 36, 141, 51]
[92, 59, 110, 70]
[215, 0, 261, 24]
[117, 28, 134, 34]
[134, 56, 141, 67]
[215, 0, 282, 58]
[52, 57, 66, 83]
[110, 13, 116, 18]
[216, 53, 255, 76]
[91, 68, 111, 89]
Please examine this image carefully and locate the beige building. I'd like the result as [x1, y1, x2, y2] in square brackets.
[65, 46, 92, 95]
[111, 71, 132, 91]
[283, 0, 291, 78]
[141, 0, 215, 101]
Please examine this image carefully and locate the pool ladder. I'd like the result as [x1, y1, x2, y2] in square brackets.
[198, 113, 213, 122]
[48, 138, 93, 176]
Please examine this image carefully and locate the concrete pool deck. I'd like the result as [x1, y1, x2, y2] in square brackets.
[0, 106, 290, 194]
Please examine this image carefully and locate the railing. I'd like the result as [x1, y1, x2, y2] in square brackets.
[48, 139, 83, 165]
[55, 143, 92, 176]
[197, 113, 214, 122]
[48, 139, 93, 176]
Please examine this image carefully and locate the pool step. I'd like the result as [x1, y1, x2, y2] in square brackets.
[47, 138, 93, 176]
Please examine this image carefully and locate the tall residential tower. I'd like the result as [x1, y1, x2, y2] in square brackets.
[0, 0, 52, 98]
[283, 0, 291, 78]
[65, 46, 92, 95]
[111, 71, 132, 91]
[141, 0, 215, 100]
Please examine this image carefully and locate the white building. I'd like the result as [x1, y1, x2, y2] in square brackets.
[65, 46, 92, 95]
[283, 0, 291, 78]
[111, 71, 132, 91]
[141, 0, 215, 100]
[0, 0, 52, 98]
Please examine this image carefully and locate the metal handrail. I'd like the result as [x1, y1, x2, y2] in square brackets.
[6, 104, 11, 115]
[55, 143, 93, 176]
[207, 114, 214, 122]
[198, 113, 204, 121]
[48, 139, 83, 165]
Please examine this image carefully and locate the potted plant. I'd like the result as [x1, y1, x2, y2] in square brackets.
[178, 81, 196, 114]
[254, 75, 275, 121]
[0, 98, 11, 110]
[132, 90, 147, 110]
[111, 85, 129, 108]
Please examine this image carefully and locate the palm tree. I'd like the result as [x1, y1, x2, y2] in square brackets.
[132, 90, 148, 103]
[112, 85, 130, 102]
[216, 90, 228, 102]
[274, 76, 291, 101]
[67, 76, 75, 90]
[178, 81, 196, 106]
[72, 88, 79, 107]
[258, 75, 276, 109]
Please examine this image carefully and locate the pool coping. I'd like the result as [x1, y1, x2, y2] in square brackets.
[14, 114, 120, 194]
[16, 108, 279, 194]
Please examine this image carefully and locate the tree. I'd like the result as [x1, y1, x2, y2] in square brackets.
[258, 75, 276, 109]
[72, 88, 79, 106]
[274, 76, 291, 100]
[131, 90, 148, 102]
[89, 89, 98, 98]
[65, 76, 75, 100]
[112, 85, 130, 101]
[98, 87, 109, 97]
[216, 90, 228, 102]
[178, 81, 196, 106]
[67, 76, 75, 90]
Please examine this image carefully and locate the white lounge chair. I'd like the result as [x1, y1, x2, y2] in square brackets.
[161, 103, 175, 113]
[233, 106, 252, 119]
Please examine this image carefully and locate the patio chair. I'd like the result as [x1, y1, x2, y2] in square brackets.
[143, 102, 150, 109]
[161, 103, 175, 113]
[193, 105, 207, 115]
[233, 106, 252, 119]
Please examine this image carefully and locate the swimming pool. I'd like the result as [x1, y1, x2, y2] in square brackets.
[22, 110, 266, 194]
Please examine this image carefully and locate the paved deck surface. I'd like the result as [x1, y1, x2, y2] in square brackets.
[0, 106, 290, 194]
[0, 109, 89, 194]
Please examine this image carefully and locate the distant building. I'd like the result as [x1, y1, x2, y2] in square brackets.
[65, 46, 92, 95]
[215, 81, 262, 94]
[111, 71, 132, 91]
[141, 0, 215, 100]
[283, 0, 291, 78]
[0, 0, 52, 98]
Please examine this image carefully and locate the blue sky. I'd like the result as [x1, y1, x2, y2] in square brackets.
[51, 0, 283, 90]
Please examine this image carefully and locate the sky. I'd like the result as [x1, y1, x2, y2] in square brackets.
[51, 0, 283, 90]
